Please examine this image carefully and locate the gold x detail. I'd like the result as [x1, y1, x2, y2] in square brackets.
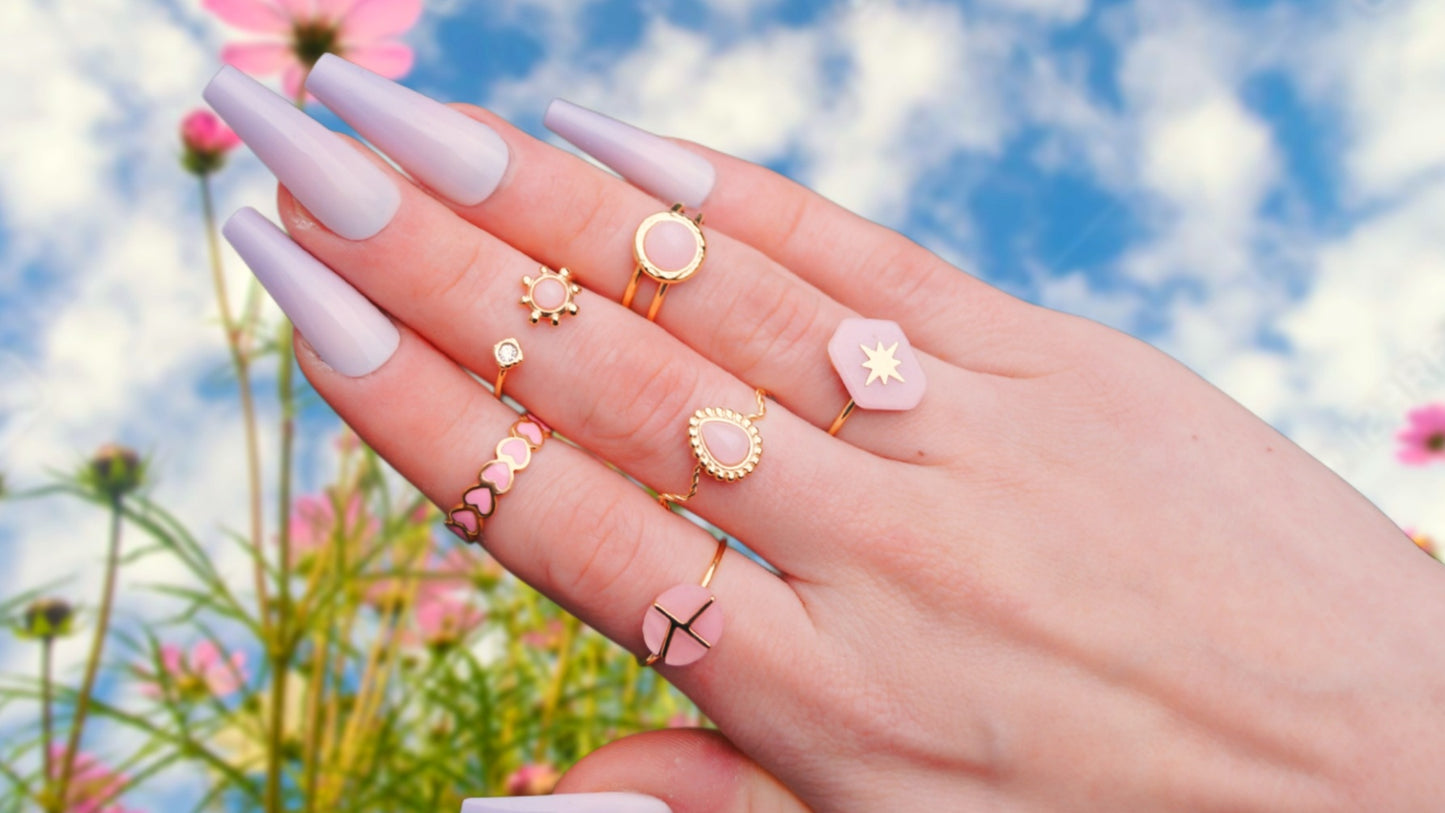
[649, 596, 716, 663]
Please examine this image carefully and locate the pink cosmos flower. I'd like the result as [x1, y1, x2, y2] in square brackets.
[48, 745, 138, 813]
[1397, 404, 1445, 465]
[181, 110, 241, 154]
[405, 591, 484, 650]
[139, 641, 248, 699]
[288, 491, 376, 568]
[504, 763, 560, 796]
[205, 0, 421, 100]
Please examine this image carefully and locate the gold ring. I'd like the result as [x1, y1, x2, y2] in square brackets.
[657, 388, 766, 509]
[623, 204, 705, 322]
[642, 536, 729, 667]
[492, 337, 523, 400]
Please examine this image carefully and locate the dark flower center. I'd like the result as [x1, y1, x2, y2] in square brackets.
[292, 21, 341, 68]
[1428, 433, 1445, 452]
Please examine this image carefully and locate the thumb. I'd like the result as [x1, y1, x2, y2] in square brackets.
[461, 729, 810, 812]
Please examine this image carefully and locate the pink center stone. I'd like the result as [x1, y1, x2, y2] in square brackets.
[642, 219, 698, 274]
[699, 419, 751, 467]
[531, 277, 567, 310]
[642, 583, 723, 667]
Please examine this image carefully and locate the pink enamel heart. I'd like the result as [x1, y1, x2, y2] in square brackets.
[448, 509, 480, 538]
[480, 461, 513, 493]
[497, 437, 531, 469]
[515, 419, 545, 447]
[463, 486, 495, 517]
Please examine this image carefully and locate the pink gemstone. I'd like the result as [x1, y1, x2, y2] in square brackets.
[497, 437, 531, 469]
[524, 413, 551, 434]
[449, 509, 480, 537]
[642, 583, 723, 667]
[462, 486, 494, 516]
[532, 277, 567, 310]
[480, 461, 513, 492]
[826, 318, 926, 411]
[699, 419, 751, 467]
[515, 420, 545, 447]
[642, 218, 698, 274]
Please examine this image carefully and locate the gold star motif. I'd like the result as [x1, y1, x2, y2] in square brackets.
[860, 341, 905, 386]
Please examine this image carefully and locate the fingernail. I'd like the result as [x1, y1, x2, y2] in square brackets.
[306, 54, 510, 207]
[460, 792, 672, 812]
[544, 99, 714, 210]
[222, 207, 399, 376]
[203, 65, 400, 240]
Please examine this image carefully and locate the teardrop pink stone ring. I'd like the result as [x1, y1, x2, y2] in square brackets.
[657, 388, 768, 508]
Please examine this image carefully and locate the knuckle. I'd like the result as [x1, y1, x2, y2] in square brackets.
[575, 344, 703, 452]
[718, 271, 829, 381]
[423, 234, 493, 306]
[543, 492, 648, 601]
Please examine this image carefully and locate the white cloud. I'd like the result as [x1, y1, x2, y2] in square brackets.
[977, 0, 1090, 25]
[1297, 0, 1445, 201]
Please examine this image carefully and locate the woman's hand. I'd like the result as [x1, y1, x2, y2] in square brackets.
[209, 56, 1445, 812]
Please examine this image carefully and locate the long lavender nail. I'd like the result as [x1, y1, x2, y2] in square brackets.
[203, 66, 400, 240]
[543, 99, 715, 210]
[306, 54, 510, 207]
[222, 208, 399, 376]
[460, 793, 671, 812]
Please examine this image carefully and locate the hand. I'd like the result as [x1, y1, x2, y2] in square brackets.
[209, 57, 1445, 812]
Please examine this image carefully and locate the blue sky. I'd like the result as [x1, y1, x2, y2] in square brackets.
[2, 0, 1445, 806]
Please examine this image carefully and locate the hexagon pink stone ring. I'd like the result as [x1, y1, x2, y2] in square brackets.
[827, 318, 927, 435]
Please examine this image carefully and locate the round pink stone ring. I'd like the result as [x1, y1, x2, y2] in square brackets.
[657, 388, 768, 509]
[826, 318, 927, 436]
[520, 265, 581, 326]
[642, 536, 729, 667]
[623, 204, 706, 322]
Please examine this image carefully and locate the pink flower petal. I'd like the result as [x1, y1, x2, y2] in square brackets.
[274, 0, 318, 17]
[191, 640, 220, 668]
[159, 644, 184, 675]
[340, 0, 421, 41]
[281, 64, 315, 106]
[343, 41, 413, 79]
[203, 0, 291, 33]
[221, 42, 298, 76]
[315, 0, 360, 21]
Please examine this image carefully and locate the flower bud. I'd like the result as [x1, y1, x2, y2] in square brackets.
[505, 763, 560, 796]
[87, 443, 145, 499]
[180, 110, 241, 176]
[19, 598, 74, 640]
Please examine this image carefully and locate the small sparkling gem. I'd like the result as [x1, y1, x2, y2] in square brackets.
[495, 339, 522, 366]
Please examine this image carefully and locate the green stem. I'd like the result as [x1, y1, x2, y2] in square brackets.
[55, 494, 125, 810]
[266, 325, 298, 813]
[200, 173, 270, 629]
[40, 636, 55, 813]
[534, 615, 580, 763]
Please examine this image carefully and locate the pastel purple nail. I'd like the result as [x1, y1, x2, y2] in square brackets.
[306, 54, 510, 207]
[828, 318, 926, 411]
[222, 208, 399, 376]
[203, 65, 399, 240]
[460, 793, 672, 812]
[544, 99, 715, 209]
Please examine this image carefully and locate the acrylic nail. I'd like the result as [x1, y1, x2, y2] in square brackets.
[306, 54, 510, 207]
[459, 792, 672, 813]
[544, 99, 715, 210]
[203, 65, 400, 240]
[222, 207, 399, 376]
